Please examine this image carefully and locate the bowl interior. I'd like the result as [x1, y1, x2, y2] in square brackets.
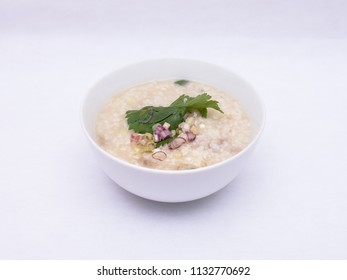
[82, 58, 264, 149]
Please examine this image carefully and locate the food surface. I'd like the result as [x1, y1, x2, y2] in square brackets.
[95, 79, 251, 170]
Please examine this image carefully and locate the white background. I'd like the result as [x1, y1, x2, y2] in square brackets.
[1, 0, 346, 259]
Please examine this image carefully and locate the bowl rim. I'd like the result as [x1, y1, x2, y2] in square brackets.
[80, 58, 266, 175]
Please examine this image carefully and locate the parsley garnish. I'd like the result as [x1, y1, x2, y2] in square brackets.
[125, 93, 223, 134]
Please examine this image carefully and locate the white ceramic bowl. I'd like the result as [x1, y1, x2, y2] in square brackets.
[81, 58, 265, 202]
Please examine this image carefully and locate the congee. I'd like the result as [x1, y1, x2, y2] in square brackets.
[95, 79, 251, 170]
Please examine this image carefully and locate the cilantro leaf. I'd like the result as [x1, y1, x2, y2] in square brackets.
[125, 93, 223, 134]
[170, 93, 223, 117]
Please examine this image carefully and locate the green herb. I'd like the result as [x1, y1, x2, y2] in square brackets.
[125, 93, 223, 134]
[155, 136, 176, 148]
[174, 79, 190, 86]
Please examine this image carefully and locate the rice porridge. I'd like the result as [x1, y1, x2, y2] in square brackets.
[95, 79, 251, 170]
